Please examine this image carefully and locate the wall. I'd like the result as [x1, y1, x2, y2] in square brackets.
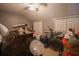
[0, 12, 33, 30]
[33, 21, 43, 35]
[42, 19, 54, 32]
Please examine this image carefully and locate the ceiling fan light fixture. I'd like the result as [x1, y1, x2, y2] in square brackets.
[25, 3, 47, 11]
[26, 3, 39, 11]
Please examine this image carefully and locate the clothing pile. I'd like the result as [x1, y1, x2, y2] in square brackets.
[62, 31, 79, 56]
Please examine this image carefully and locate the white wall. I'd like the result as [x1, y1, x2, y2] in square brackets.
[42, 18, 54, 32]
[0, 12, 33, 30]
[33, 21, 43, 35]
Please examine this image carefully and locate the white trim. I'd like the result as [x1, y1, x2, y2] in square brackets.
[53, 15, 79, 20]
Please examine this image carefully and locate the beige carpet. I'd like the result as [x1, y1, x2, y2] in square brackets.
[43, 48, 59, 56]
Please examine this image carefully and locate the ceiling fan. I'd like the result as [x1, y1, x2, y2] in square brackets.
[24, 3, 48, 11]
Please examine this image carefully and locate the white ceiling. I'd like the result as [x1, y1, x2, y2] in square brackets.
[0, 3, 79, 21]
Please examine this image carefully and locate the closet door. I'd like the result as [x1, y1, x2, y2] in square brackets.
[54, 19, 67, 32]
[67, 17, 79, 33]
